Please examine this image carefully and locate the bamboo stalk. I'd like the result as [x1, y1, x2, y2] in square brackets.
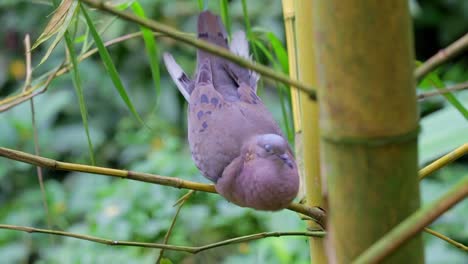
[292, 0, 328, 263]
[313, 1, 424, 262]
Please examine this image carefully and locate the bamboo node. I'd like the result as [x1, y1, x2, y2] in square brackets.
[321, 126, 420, 147]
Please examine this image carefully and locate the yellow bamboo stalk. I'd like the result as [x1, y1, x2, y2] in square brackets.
[281, 0, 301, 133]
[290, 0, 328, 263]
[281, 0, 308, 207]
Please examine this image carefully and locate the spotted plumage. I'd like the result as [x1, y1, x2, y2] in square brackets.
[163, 11, 299, 211]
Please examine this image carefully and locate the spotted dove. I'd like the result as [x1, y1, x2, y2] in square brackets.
[163, 11, 299, 210]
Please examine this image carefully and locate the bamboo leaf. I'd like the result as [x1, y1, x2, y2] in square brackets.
[80, 4, 146, 126]
[427, 74, 468, 120]
[254, 40, 280, 69]
[115, 0, 135, 10]
[265, 32, 289, 73]
[219, 0, 231, 37]
[32, 0, 74, 49]
[198, 0, 204, 10]
[254, 39, 293, 142]
[64, 32, 96, 165]
[241, 0, 263, 92]
[33, 0, 78, 65]
[416, 60, 468, 119]
[131, 2, 161, 107]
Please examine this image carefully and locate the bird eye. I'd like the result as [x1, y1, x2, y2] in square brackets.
[264, 144, 272, 153]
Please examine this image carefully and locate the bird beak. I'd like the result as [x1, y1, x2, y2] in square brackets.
[278, 153, 294, 169]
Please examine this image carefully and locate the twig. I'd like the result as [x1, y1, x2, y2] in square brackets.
[23, 35, 33, 92]
[30, 99, 52, 229]
[0, 31, 171, 112]
[0, 147, 326, 226]
[173, 190, 195, 207]
[353, 176, 468, 264]
[424, 228, 467, 251]
[0, 224, 325, 254]
[55, 31, 169, 77]
[415, 33, 468, 81]
[419, 144, 468, 180]
[0, 63, 63, 112]
[23, 35, 53, 234]
[418, 81, 468, 100]
[156, 191, 194, 263]
[79, 0, 317, 99]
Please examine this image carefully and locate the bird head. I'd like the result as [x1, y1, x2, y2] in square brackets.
[255, 134, 294, 169]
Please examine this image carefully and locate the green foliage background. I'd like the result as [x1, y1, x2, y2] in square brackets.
[0, 0, 467, 263]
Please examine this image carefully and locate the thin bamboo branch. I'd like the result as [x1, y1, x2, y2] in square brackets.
[155, 191, 193, 263]
[79, 0, 317, 99]
[424, 228, 468, 251]
[0, 224, 324, 254]
[419, 144, 468, 180]
[55, 31, 178, 77]
[353, 176, 468, 264]
[23, 35, 33, 92]
[24, 34, 53, 238]
[0, 31, 169, 112]
[415, 33, 468, 82]
[0, 147, 326, 226]
[418, 81, 468, 100]
[0, 63, 63, 112]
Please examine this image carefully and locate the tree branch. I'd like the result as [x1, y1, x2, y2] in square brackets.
[415, 33, 468, 81]
[353, 176, 468, 264]
[418, 82, 468, 101]
[0, 224, 324, 254]
[78, 0, 317, 99]
[0, 147, 326, 227]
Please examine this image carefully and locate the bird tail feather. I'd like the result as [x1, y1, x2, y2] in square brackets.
[196, 11, 228, 64]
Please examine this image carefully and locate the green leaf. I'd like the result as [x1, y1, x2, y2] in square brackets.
[33, 0, 78, 65]
[254, 40, 277, 68]
[254, 39, 293, 142]
[416, 60, 468, 119]
[426, 74, 468, 120]
[160, 258, 174, 264]
[241, 0, 263, 92]
[266, 32, 289, 73]
[64, 32, 96, 165]
[115, 0, 135, 10]
[198, 0, 204, 10]
[219, 0, 231, 37]
[80, 4, 146, 127]
[131, 2, 161, 108]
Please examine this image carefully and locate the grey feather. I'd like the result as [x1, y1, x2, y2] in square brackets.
[163, 52, 193, 101]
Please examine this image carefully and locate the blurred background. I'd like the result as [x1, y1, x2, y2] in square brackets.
[0, 0, 467, 263]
